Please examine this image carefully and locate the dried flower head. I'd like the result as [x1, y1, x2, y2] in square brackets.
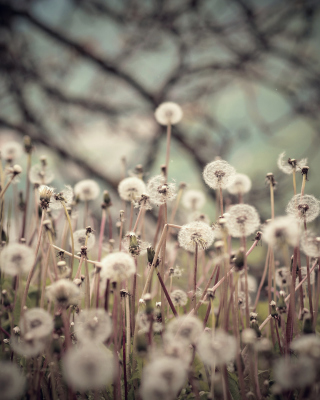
[227, 173, 252, 195]
[147, 175, 176, 205]
[203, 160, 236, 190]
[74, 179, 100, 201]
[165, 315, 202, 345]
[118, 177, 146, 202]
[198, 329, 237, 366]
[286, 194, 320, 223]
[178, 221, 214, 252]
[0, 361, 26, 400]
[38, 185, 55, 209]
[154, 102, 183, 125]
[273, 357, 316, 390]
[134, 193, 152, 210]
[301, 231, 320, 257]
[121, 232, 150, 256]
[74, 309, 112, 343]
[73, 229, 95, 252]
[29, 163, 54, 185]
[0, 243, 34, 276]
[170, 289, 188, 307]
[182, 189, 206, 210]
[225, 204, 260, 237]
[19, 308, 53, 340]
[100, 252, 136, 282]
[46, 279, 81, 307]
[277, 152, 307, 174]
[50, 185, 73, 210]
[62, 345, 114, 391]
[263, 216, 300, 248]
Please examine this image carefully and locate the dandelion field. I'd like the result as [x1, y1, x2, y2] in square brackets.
[1, 98, 320, 400]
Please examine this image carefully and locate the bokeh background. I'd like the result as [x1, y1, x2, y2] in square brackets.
[1, 0, 320, 246]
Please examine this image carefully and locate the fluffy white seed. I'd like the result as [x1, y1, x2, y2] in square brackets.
[154, 102, 183, 125]
[203, 160, 236, 190]
[74, 179, 100, 201]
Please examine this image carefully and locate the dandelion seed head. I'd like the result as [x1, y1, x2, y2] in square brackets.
[170, 290, 188, 307]
[19, 308, 53, 340]
[147, 175, 176, 205]
[188, 211, 210, 225]
[241, 328, 257, 345]
[182, 190, 206, 210]
[301, 231, 320, 257]
[286, 194, 320, 223]
[291, 334, 320, 359]
[274, 357, 316, 390]
[10, 335, 46, 358]
[118, 177, 146, 202]
[296, 266, 315, 288]
[134, 193, 152, 210]
[0, 361, 26, 400]
[154, 102, 183, 126]
[0, 243, 34, 276]
[277, 152, 308, 175]
[238, 274, 257, 293]
[74, 179, 100, 201]
[203, 160, 236, 190]
[63, 345, 114, 391]
[29, 164, 54, 185]
[1, 141, 23, 162]
[198, 329, 237, 366]
[165, 315, 202, 345]
[73, 229, 95, 252]
[227, 173, 252, 195]
[46, 279, 81, 307]
[50, 185, 73, 210]
[225, 204, 260, 238]
[178, 221, 214, 252]
[275, 267, 291, 288]
[263, 216, 300, 248]
[74, 309, 112, 343]
[237, 291, 252, 310]
[121, 232, 150, 256]
[136, 312, 162, 334]
[100, 252, 136, 282]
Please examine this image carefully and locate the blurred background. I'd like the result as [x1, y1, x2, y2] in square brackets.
[1, 0, 320, 230]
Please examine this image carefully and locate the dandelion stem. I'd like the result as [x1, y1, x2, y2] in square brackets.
[292, 169, 297, 195]
[254, 247, 270, 310]
[156, 269, 178, 317]
[0, 175, 15, 200]
[132, 206, 143, 233]
[219, 186, 223, 216]
[129, 202, 134, 231]
[121, 293, 128, 400]
[165, 122, 172, 181]
[21, 152, 32, 239]
[98, 209, 106, 262]
[61, 202, 74, 275]
[193, 243, 198, 310]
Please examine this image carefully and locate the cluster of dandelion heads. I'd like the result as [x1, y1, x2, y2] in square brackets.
[118, 176, 146, 202]
[154, 102, 183, 126]
[62, 346, 114, 391]
[277, 151, 308, 174]
[198, 329, 237, 366]
[301, 231, 320, 257]
[203, 159, 236, 190]
[73, 228, 95, 252]
[75, 309, 112, 343]
[0, 361, 26, 400]
[100, 252, 136, 282]
[0, 243, 34, 276]
[227, 173, 252, 195]
[46, 279, 81, 307]
[140, 356, 187, 400]
[147, 174, 176, 205]
[225, 204, 260, 237]
[182, 189, 206, 210]
[178, 221, 214, 252]
[165, 315, 202, 345]
[1, 141, 23, 162]
[50, 185, 73, 210]
[263, 216, 300, 248]
[170, 289, 188, 307]
[29, 163, 54, 185]
[74, 179, 100, 201]
[286, 194, 320, 223]
[19, 308, 53, 340]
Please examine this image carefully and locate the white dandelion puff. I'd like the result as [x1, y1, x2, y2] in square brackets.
[147, 175, 176, 205]
[100, 252, 136, 282]
[134, 193, 152, 210]
[73, 229, 95, 252]
[225, 204, 260, 237]
[178, 221, 214, 252]
[291, 334, 320, 359]
[198, 329, 237, 366]
[19, 308, 53, 340]
[74, 309, 112, 343]
[301, 231, 320, 257]
[0, 361, 26, 400]
[170, 289, 188, 307]
[263, 216, 300, 248]
[1, 141, 23, 162]
[50, 185, 73, 210]
[74, 179, 100, 201]
[286, 194, 320, 223]
[188, 211, 210, 225]
[277, 152, 308, 175]
[182, 190, 206, 211]
[62, 345, 114, 391]
[118, 177, 146, 202]
[164, 315, 202, 345]
[296, 266, 315, 288]
[0, 243, 34, 276]
[227, 173, 252, 195]
[10, 335, 46, 358]
[275, 267, 291, 288]
[29, 164, 54, 185]
[46, 279, 81, 307]
[273, 357, 316, 390]
[203, 160, 236, 190]
[154, 102, 183, 126]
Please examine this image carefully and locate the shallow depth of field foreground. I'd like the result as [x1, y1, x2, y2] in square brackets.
[1, 1, 320, 400]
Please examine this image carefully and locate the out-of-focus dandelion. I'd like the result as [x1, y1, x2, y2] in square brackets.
[74, 179, 100, 201]
[227, 173, 252, 195]
[182, 189, 206, 211]
[46, 279, 81, 307]
[0, 243, 34, 276]
[225, 204, 260, 237]
[164, 315, 202, 345]
[154, 102, 183, 126]
[100, 252, 136, 282]
[275, 267, 291, 288]
[263, 216, 300, 248]
[19, 308, 53, 340]
[1, 141, 23, 162]
[74, 309, 112, 343]
[29, 163, 54, 185]
[73, 229, 95, 252]
[170, 289, 188, 307]
[118, 177, 146, 202]
[0, 361, 26, 399]
[301, 231, 320, 257]
[273, 357, 316, 391]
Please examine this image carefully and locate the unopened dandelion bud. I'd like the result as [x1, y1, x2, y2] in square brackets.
[270, 301, 278, 318]
[23, 135, 33, 153]
[13, 326, 20, 335]
[234, 247, 245, 271]
[255, 231, 262, 241]
[40, 155, 47, 166]
[54, 312, 64, 331]
[303, 311, 313, 334]
[102, 190, 111, 207]
[277, 291, 287, 314]
[250, 319, 261, 337]
[250, 312, 258, 321]
[301, 166, 309, 176]
[265, 172, 276, 188]
[147, 246, 155, 265]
